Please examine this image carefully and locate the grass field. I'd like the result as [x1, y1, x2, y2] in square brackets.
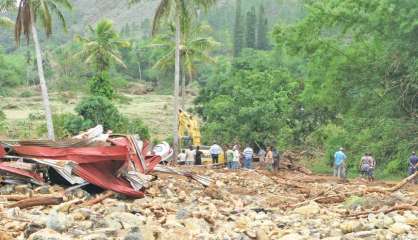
[0, 88, 191, 140]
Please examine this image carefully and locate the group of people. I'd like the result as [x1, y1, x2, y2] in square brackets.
[334, 148, 417, 183]
[177, 142, 280, 171]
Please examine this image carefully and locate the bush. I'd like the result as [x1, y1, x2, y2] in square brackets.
[75, 96, 124, 131]
[20, 90, 34, 98]
[89, 72, 115, 99]
[74, 96, 151, 139]
[0, 108, 6, 134]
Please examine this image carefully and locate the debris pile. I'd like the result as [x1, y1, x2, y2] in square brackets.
[0, 125, 173, 197]
[0, 165, 417, 239]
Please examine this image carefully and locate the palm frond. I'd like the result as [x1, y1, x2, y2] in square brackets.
[152, 0, 172, 35]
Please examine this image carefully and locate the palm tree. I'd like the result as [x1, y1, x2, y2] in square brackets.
[1, 0, 72, 140]
[76, 19, 130, 74]
[152, 23, 219, 106]
[130, 0, 217, 155]
[76, 19, 129, 99]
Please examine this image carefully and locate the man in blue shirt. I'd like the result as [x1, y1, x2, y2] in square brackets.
[334, 147, 347, 179]
[243, 145, 254, 169]
[408, 152, 418, 183]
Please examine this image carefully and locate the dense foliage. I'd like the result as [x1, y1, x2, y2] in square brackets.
[196, 0, 417, 177]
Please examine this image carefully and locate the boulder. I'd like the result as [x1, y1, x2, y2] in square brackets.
[389, 222, 411, 235]
[294, 202, 320, 216]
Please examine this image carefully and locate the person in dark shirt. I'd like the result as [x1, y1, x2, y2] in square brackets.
[408, 152, 418, 182]
[195, 146, 203, 165]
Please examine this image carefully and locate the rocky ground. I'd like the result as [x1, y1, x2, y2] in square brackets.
[0, 167, 417, 240]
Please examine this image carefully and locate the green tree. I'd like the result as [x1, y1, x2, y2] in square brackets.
[256, 4, 269, 50]
[76, 19, 130, 99]
[151, 23, 219, 106]
[1, 0, 72, 140]
[245, 6, 256, 48]
[233, 0, 243, 57]
[130, 0, 217, 155]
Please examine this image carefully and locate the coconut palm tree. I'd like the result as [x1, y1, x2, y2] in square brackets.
[130, 0, 217, 155]
[152, 23, 219, 106]
[76, 19, 130, 99]
[76, 19, 130, 73]
[1, 0, 72, 140]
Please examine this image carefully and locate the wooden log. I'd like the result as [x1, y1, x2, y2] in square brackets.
[347, 201, 418, 218]
[7, 196, 63, 209]
[387, 171, 417, 192]
[0, 194, 60, 202]
[82, 191, 114, 206]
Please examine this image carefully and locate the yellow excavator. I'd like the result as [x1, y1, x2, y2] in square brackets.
[178, 109, 224, 165]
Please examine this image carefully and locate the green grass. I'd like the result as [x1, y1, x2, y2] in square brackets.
[0, 88, 192, 140]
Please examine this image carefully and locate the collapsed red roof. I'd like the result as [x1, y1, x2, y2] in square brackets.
[0, 135, 164, 197]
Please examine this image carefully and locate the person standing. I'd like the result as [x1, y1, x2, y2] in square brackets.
[185, 145, 195, 166]
[232, 145, 241, 170]
[334, 147, 347, 179]
[265, 146, 274, 171]
[367, 153, 376, 182]
[226, 145, 234, 169]
[360, 153, 375, 182]
[272, 147, 281, 172]
[243, 144, 254, 169]
[194, 146, 203, 165]
[177, 150, 186, 165]
[209, 142, 221, 165]
[408, 152, 418, 183]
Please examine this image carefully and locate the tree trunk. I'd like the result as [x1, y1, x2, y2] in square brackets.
[172, 14, 181, 161]
[31, 14, 55, 140]
[181, 63, 186, 108]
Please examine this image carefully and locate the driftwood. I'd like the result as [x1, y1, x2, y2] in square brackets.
[347, 200, 418, 218]
[0, 194, 59, 202]
[387, 171, 417, 192]
[82, 191, 114, 206]
[7, 196, 63, 209]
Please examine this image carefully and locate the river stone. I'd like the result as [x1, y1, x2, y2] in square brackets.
[389, 222, 411, 235]
[46, 212, 73, 233]
[279, 233, 304, 240]
[294, 202, 320, 216]
[123, 227, 144, 240]
[27, 229, 70, 240]
[106, 212, 144, 229]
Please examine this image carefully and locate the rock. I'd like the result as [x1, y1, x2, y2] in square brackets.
[294, 202, 320, 216]
[27, 229, 70, 240]
[105, 212, 144, 229]
[164, 214, 183, 228]
[389, 222, 411, 235]
[256, 229, 269, 240]
[24, 223, 44, 238]
[0, 231, 13, 240]
[124, 227, 144, 240]
[34, 185, 50, 194]
[176, 208, 189, 220]
[46, 211, 73, 233]
[279, 233, 304, 240]
[340, 220, 364, 234]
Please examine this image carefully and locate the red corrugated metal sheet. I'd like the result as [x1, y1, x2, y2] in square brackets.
[1, 136, 162, 197]
[0, 146, 5, 158]
[0, 163, 44, 183]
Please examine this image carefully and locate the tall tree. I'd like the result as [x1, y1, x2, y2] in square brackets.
[151, 23, 219, 107]
[1, 0, 72, 140]
[76, 19, 130, 99]
[256, 4, 269, 50]
[233, 0, 243, 57]
[130, 0, 217, 156]
[245, 6, 256, 49]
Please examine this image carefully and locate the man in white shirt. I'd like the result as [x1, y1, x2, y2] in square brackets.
[185, 146, 195, 165]
[177, 150, 186, 165]
[209, 142, 221, 164]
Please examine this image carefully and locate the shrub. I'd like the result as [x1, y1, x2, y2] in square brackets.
[89, 72, 115, 99]
[75, 96, 123, 131]
[117, 118, 150, 139]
